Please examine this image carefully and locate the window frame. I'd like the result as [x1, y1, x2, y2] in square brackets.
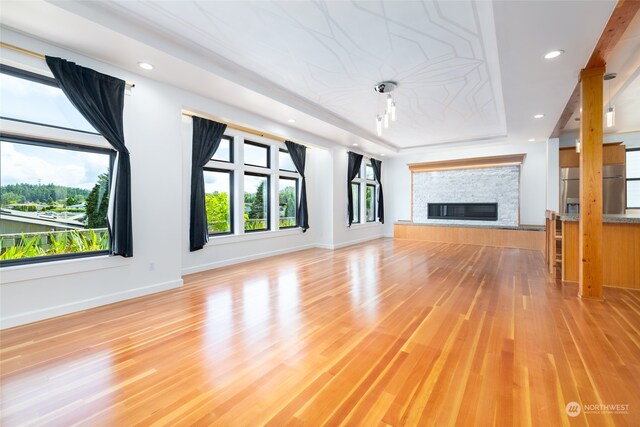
[278, 149, 297, 172]
[365, 183, 377, 223]
[203, 167, 234, 236]
[278, 175, 299, 229]
[350, 157, 379, 226]
[198, 127, 302, 242]
[627, 147, 640, 210]
[243, 172, 271, 233]
[211, 135, 234, 164]
[351, 182, 361, 224]
[243, 140, 271, 169]
[0, 64, 101, 136]
[0, 133, 116, 267]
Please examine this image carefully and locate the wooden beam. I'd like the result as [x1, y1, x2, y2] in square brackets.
[549, 0, 640, 138]
[407, 154, 526, 173]
[579, 66, 605, 299]
[586, 0, 640, 68]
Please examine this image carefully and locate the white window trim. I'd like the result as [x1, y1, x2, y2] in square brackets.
[202, 127, 302, 240]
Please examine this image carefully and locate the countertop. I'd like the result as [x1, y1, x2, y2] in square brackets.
[557, 214, 640, 223]
[394, 221, 545, 231]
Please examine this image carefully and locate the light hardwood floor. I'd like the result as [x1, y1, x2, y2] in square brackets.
[1, 239, 639, 426]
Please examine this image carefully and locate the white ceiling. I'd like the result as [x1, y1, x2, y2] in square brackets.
[0, 1, 618, 154]
[78, 0, 507, 149]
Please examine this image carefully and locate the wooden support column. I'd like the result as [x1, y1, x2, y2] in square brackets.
[578, 66, 605, 299]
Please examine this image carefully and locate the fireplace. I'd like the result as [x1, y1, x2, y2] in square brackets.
[427, 203, 498, 221]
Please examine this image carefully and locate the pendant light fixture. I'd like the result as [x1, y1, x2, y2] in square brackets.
[604, 73, 616, 128]
[374, 81, 397, 136]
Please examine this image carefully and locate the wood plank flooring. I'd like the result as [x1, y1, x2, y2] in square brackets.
[1, 238, 640, 426]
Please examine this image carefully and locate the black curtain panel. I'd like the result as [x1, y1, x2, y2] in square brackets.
[284, 141, 309, 232]
[370, 158, 385, 224]
[347, 151, 363, 227]
[46, 56, 133, 257]
[190, 116, 227, 251]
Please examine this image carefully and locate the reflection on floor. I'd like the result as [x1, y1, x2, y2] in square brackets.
[1, 238, 639, 425]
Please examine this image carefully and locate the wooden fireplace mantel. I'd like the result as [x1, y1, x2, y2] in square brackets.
[408, 154, 526, 173]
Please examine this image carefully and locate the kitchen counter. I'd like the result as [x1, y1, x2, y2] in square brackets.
[557, 213, 640, 223]
[559, 216, 640, 289]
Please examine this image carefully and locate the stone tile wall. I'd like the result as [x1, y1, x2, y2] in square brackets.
[412, 165, 520, 226]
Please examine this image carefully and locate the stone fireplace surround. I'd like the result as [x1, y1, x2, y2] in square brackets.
[412, 165, 520, 227]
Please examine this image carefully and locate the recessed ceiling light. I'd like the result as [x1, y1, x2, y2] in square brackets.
[352, 143, 358, 146]
[544, 50, 564, 59]
[288, 119, 296, 123]
[137, 62, 154, 70]
[534, 114, 545, 119]
[381, 153, 385, 156]
[528, 138, 535, 142]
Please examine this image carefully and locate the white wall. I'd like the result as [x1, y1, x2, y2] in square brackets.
[383, 140, 548, 236]
[546, 138, 560, 212]
[0, 29, 384, 329]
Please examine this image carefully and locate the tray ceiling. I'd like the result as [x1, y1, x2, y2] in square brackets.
[1, 0, 619, 153]
[75, 0, 508, 149]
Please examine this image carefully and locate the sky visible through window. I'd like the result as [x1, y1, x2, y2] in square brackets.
[1, 141, 109, 189]
[0, 73, 96, 133]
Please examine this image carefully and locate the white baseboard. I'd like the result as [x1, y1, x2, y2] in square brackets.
[333, 234, 384, 249]
[314, 243, 335, 250]
[182, 243, 318, 275]
[0, 279, 183, 330]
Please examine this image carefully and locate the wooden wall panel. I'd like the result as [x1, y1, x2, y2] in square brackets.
[562, 221, 640, 289]
[559, 148, 580, 168]
[394, 224, 545, 252]
[562, 221, 579, 282]
[603, 143, 625, 164]
[559, 143, 624, 168]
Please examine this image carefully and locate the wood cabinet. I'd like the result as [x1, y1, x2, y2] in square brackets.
[559, 142, 625, 168]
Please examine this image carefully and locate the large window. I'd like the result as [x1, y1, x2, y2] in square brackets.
[350, 158, 379, 225]
[244, 173, 269, 232]
[0, 66, 115, 266]
[204, 169, 233, 235]
[627, 148, 640, 209]
[200, 127, 301, 240]
[279, 177, 297, 228]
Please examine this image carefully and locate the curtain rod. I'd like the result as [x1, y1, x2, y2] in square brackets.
[182, 110, 312, 149]
[0, 42, 136, 89]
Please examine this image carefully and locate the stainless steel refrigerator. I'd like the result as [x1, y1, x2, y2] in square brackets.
[560, 165, 625, 214]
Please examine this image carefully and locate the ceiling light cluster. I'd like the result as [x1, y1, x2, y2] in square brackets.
[374, 81, 397, 136]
